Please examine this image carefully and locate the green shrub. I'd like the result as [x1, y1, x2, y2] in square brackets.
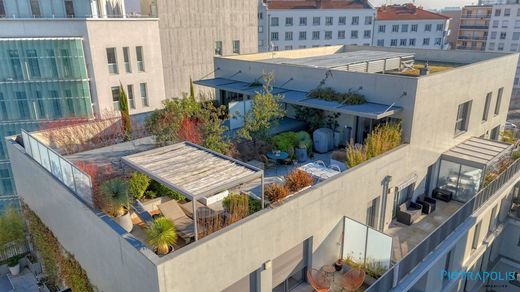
[309, 87, 366, 105]
[128, 172, 150, 200]
[249, 198, 262, 213]
[223, 194, 248, 213]
[272, 132, 299, 152]
[148, 180, 186, 201]
[144, 190, 157, 199]
[0, 207, 25, 246]
[513, 150, 520, 160]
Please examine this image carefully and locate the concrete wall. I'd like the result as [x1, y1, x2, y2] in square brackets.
[157, 0, 258, 99]
[6, 140, 160, 292]
[0, 18, 166, 117]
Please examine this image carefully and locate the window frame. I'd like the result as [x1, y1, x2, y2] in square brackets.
[494, 87, 503, 115]
[482, 92, 492, 121]
[140, 83, 149, 107]
[136, 46, 145, 72]
[455, 100, 472, 135]
[106, 48, 118, 75]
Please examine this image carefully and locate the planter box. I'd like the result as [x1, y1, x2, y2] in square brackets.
[364, 274, 377, 286]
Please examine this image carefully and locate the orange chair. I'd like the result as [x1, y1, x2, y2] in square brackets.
[341, 268, 365, 292]
[307, 268, 331, 292]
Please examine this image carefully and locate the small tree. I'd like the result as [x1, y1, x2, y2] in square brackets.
[119, 84, 132, 141]
[238, 74, 285, 143]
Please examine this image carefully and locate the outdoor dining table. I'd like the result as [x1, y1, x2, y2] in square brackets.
[299, 162, 341, 180]
[266, 151, 289, 161]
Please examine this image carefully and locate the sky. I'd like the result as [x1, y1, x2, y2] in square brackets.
[371, 0, 476, 9]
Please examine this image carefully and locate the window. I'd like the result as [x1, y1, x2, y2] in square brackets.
[489, 205, 498, 233]
[409, 38, 416, 46]
[425, 24, 432, 31]
[299, 31, 306, 40]
[495, 88, 503, 115]
[423, 38, 430, 46]
[272, 17, 279, 26]
[377, 39, 384, 46]
[232, 40, 240, 54]
[273, 46, 279, 51]
[505, 8, 511, 16]
[338, 31, 345, 39]
[123, 47, 131, 73]
[298, 45, 306, 49]
[312, 31, 320, 40]
[437, 23, 444, 31]
[514, 32, 520, 41]
[365, 16, 372, 25]
[515, 20, 520, 29]
[411, 24, 418, 32]
[495, 8, 501, 17]
[299, 17, 307, 26]
[325, 16, 333, 26]
[271, 32, 279, 41]
[285, 32, 293, 41]
[285, 17, 293, 26]
[127, 84, 135, 109]
[284, 45, 292, 50]
[378, 25, 386, 33]
[26, 49, 41, 78]
[339, 16, 346, 25]
[140, 83, 149, 107]
[8, 50, 23, 80]
[472, 221, 482, 249]
[136, 46, 145, 72]
[325, 31, 332, 40]
[30, 0, 41, 17]
[0, 0, 5, 17]
[401, 24, 408, 32]
[352, 16, 359, 25]
[64, 0, 74, 17]
[351, 30, 358, 39]
[390, 39, 398, 46]
[61, 49, 72, 78]
[400, 39, 407, 46]
[455, 101, 472, 134]
[502, 20, 509, 28]
[16, 91, 30, 119]
[215, 41, 223, 55]
[258, 12, 263, 20]
[500, 32, 507, 39]
[366, 197, 379, 228]
[392, 25, 399, 32]
[435, 38, 442, 45]
[489, 42, 495, 50]
[483, 92, 492, 121]
[313, 17, 320, 25]
[491, 31, 497, 40]
[258, 26, 263, 33]
[492, 20, 499, 28]
[498, 43, 504, 51]
[112, 86, 120, 110]
[363, 30, 371, 39]
[511, 43, 519, 51]
[106, 48, 118, 74]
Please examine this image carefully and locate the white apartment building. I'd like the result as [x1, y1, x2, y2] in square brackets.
[373, 4, 451, 49]
[258, 0, 375, 52]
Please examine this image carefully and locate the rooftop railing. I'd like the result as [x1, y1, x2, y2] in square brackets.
[367, 158, 520, 291]
[460, 25, 489, 30]
[461, 14, 492, 19]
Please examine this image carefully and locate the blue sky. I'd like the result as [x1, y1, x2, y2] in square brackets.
[371, 0, 475, 9]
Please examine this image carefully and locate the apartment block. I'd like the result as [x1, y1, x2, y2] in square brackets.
[440, 8, 462, 50]
[373, 4, 451, 50]
[8, 45, 520, 291]
[0, 0, 165, 210]
[456, 5, 493, 50]
[258, 0, 375, 52]
[156, 0, 258, 99]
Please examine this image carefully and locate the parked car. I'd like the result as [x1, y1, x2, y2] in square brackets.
[505, 121, 518, 130]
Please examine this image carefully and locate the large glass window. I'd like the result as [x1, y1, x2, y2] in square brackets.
[437, 160, 482, 202]
[106, 48, 118, 74]
[47, 49, 59, 78]
[26, 49, 41, 79]
[8, 50, 23, 80]
[123, 47, 131, 73]
[64, 0, 74, 17]
[0, 0, 5, 17]
[60, 49, 72, 78]
[140, 83, 149, 107]
[15, 92, 30, 119]
[136, 46, 145, 72]
[30, 0, 41, 17]
[455, 101, 472, 135]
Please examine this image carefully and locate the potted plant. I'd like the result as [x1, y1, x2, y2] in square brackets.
[100, 178, 133, 232]
[7, 255, 20, 276]
[147, 217, 177, 255]
[295, 142, 308, 162]
[334, 258, 344, 271]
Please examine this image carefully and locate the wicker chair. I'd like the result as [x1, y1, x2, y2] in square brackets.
[341, 268, 365, 292]
[307, 268, 331, 292]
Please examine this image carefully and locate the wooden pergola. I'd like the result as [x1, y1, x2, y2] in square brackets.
[121, 141, 264, 240]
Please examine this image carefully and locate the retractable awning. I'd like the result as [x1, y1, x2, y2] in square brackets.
[195, 77, 402, 120]
[442, 137, 514, 168]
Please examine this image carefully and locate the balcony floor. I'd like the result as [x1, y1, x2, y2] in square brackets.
[386, 200, 464, 261]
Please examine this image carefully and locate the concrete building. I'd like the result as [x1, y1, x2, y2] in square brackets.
[257, 0, 375, 52]
[0, 0, 165, 210]
[373, 4, 451, 50]
[156, 0, 258, 99]
[440, 7, 462, 50]
[456, 5, 493, 50]
[8, 45, 520, 291]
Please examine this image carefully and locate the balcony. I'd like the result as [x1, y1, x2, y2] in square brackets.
[461, 14, 491, 19]
[456, 46, 486, 51]
[458, 35, 487, 41]
[460, 25, 489, 30]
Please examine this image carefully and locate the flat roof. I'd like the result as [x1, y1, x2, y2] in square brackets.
[442, 137, 513, 168]
[122, 142, 263, 200]
[260, 50, 414, 70]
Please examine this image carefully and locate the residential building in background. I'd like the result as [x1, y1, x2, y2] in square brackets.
[456, 5, 492, 50]
[0, 0, 165, 211]
[373, 4, 450, 49]
[9, 45, 520, 291]
[440, 7, 462, 49]
[156, 0, 258, 99]
[258, 0, 375, 52]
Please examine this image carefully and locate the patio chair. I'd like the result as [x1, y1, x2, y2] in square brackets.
[314, 160, 326, 167]
[432, 187, 453, 202]
[396, 201, 422, 225]
[307, 268, 331, 292]
[341, 268, 365, 292]
[158, 200, 196, 243]
[416, 195, 437, 214]
[131, 200, 154, 226]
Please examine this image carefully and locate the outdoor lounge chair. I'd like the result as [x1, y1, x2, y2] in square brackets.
[416, 195, 437, 214]
[432, 188, 453, 202]
[307, 268, 330, 292]
[341, 268, 365, 292]
[131, 200, 154, 226]
[396, 202, 422, 225]
[159, 200, 196, 243]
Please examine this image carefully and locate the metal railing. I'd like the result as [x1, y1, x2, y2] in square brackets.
[458, 36, 487, 40]
[0, 240, 30, 261]
[461, 14, 491, 19]
[367, 158, 520, 291]
[21, 130, 93, 208]
[460, 25, 489, 29]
